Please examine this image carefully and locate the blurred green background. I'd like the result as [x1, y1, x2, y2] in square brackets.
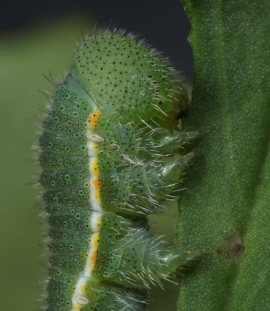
[0, 3, 190, 310]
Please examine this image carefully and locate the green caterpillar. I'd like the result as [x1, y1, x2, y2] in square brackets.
[39, 30, 193, 311]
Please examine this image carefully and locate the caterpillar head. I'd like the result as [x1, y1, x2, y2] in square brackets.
[73, 30, 188, 129]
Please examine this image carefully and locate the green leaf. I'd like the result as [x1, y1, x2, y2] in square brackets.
[178, 1, 270, 310]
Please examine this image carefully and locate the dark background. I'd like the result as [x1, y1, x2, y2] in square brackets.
[0, 0, 193, 80]
[0, 1, 192, 311]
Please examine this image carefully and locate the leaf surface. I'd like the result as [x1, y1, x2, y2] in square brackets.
[178, 2, 270, 310]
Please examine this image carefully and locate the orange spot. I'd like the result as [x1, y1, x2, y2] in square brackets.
[92, 178, 101, 202]
[92, 250, 98, 261]
[90, 233, 100, 271]
[89, 110, 101, 129]
[90, 250, 98, 270]
[92, 178, 101, 190]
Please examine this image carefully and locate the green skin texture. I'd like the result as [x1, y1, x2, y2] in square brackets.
[178, 1, 270, 311]
[39, 33, 191, 311]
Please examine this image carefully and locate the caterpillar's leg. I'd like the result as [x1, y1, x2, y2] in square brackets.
[157, 130, 198, 154]
[93, 213, 189, 289]
[98, 151, 194, 216]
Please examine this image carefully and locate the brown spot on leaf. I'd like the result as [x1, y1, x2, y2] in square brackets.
[216, 232, 245, 262]
[228, 234, 245, 261]
[216, 248, 224, 255]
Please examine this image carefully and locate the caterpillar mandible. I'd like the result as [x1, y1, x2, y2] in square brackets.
[38, 30, 194, 311]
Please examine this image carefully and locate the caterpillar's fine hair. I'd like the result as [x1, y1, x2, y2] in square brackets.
[38, 30, 193, 311]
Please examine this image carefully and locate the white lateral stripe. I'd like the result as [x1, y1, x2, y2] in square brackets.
[70, 131, 103, 311]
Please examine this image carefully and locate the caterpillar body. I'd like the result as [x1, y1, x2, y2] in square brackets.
[39, 30, 193, 311]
